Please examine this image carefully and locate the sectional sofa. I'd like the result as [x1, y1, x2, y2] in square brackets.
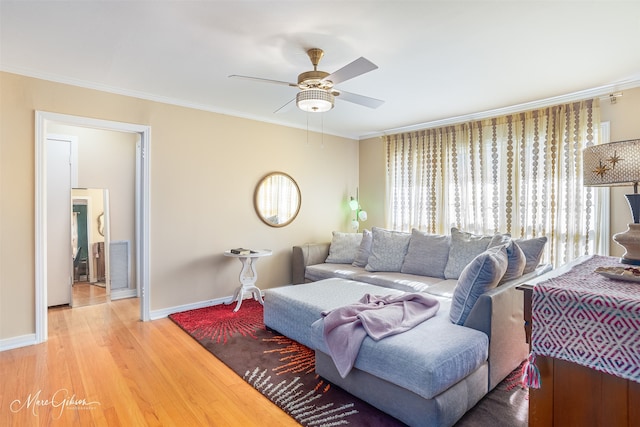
[264, 227, 550, 426]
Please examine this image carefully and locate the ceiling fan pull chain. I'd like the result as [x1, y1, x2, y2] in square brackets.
[321, 114, 324, 149]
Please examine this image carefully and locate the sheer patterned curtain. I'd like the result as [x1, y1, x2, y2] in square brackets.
[386, 99, 601, 267]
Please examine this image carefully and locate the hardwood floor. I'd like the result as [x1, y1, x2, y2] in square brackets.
[72, 282, 108, 307]
[0, 298, 299, 426]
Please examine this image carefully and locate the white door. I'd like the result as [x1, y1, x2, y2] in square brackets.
[47, 138, 72, 306]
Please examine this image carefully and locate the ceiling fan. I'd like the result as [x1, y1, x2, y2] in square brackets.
[229, 48, 384, 113]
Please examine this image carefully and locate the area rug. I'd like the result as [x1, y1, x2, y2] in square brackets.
[169, 300, 528, 427]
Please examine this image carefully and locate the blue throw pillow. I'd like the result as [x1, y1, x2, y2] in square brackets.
[450, 245, 508, 325]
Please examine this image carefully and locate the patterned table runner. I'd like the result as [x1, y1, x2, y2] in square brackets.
[531, 255, 640, 383]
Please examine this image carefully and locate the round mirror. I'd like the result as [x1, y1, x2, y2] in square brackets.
[254, 172, 301, 227]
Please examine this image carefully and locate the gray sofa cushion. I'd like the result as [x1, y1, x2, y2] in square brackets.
[325, 231, 363, 264]
[315, 351, 489, 427]
[450, 245, 508, 325]
[501, 239, 526, 283]
[305, 263, 363, 282]
[353, 271, 446, 293]
[266, 277, 488, 400]
[310, 297, 489, 400]
[264, 278, 405, 348]
[421, 279, 458, 298]
[515, 236, 548, 274]
[444, 228, 509, 279]
[401, 229, 450, 278]
[352, 229, 373, 267]
[365, 227, 411, 272]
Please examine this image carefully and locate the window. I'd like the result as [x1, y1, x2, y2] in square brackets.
[386, 100, 603, 267]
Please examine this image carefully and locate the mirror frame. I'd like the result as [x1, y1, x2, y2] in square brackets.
[97, 212, 105, 236]
[254, 172, 302, 227]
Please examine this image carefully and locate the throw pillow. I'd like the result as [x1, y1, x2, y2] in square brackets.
[450, 245, 509, 325]
[325, 232, 363, 264]
[515, 236, 548, 274]
[400, 229, 450, 278]
[444, 228, 509, 279]
[352, 229, 373, 267]
[364, 227, 411, 272]
[500, 240, 526, 283]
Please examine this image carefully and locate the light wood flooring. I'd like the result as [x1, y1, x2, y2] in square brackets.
[72, 281, 108, 307]
[0, 298, 299, 426]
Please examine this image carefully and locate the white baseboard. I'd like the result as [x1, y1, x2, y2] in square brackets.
[110, 288, 137, 300]
[149, 296, 234, 320]
[1, 294, 260, 351]
[0, 333, 37, 352]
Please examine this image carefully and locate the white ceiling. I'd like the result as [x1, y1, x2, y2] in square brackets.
[2, 1, 639, 139]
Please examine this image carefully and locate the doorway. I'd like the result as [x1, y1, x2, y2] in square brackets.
[35, 111, 151, 343]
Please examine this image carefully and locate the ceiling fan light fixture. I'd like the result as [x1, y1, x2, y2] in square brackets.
[296, 89, 334, 113]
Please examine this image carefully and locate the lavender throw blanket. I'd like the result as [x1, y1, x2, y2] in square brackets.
[321, 293, 440, 378]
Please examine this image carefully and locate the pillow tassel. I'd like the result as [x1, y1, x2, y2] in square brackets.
[522, 352, 541, 389]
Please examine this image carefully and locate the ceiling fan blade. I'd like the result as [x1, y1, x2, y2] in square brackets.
[273, 97, 296, 114]
[336, 90, 384, 109]
[324, 57, 378, 85]
[228, 75, 297, 87]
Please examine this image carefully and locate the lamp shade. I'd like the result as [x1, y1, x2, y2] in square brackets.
[583, 139, 640, 187]
[349, 197, 359, 211]
[296, 89, 334, 112]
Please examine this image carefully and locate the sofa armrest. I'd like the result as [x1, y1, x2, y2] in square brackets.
[463, 264, 552, 390]
[292, 243, 330, 284]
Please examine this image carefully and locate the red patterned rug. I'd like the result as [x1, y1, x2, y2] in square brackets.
[169, 299, 404, 426]
[169, 299, 528, 426]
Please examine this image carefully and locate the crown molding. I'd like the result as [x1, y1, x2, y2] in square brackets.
[4, 65, 639, 141]
[362, 77, 640, 139]
[0, 66, 357, 139]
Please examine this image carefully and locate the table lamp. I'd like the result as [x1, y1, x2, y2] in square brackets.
[583, 139, 640, 264]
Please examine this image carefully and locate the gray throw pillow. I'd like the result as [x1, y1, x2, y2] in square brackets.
[444, 228, 508, 279]
[400, 229, 450, 278]
[515, 237, 548, 274]
[500, 240, 526, 283]
[365, 227, 411, 272]
[325, 231, 363, 264]
[450, 245, 508, 325]
[352, 229, 373, 267]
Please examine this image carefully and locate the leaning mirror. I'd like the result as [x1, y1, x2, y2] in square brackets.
[254, 172, 301, 227]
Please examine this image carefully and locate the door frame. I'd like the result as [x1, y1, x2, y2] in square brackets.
[35, 111, 151, 343]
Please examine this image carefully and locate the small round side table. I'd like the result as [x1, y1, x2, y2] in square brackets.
[223, 249, 272, 312]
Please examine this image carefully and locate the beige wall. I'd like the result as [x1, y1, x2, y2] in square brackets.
[359, 87, 640, 256]
[600, 87, 640, 257]
[0, 71, 358, 342]
[359, 135, 387, 229]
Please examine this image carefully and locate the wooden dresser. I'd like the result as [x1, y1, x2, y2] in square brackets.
[519, 256, 640, 427]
